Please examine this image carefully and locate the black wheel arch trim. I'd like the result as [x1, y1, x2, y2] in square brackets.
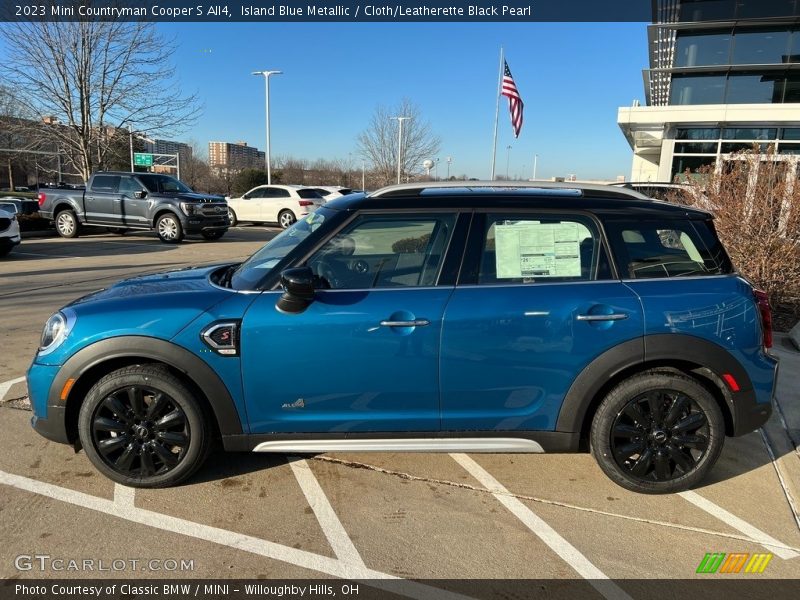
[48, 336, 244, 442]
[555, 333, 762, 437]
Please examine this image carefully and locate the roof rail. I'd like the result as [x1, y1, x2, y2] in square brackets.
[370, 180, 650, 200]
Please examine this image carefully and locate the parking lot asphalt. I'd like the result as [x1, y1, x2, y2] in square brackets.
[1, 227, 799, 593]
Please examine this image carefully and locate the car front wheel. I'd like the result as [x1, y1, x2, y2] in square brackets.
[156, 213, 184, 243]
[590, 370, 724, 494]
[78, 365, 211, 488]
[227, 208, 238, 227]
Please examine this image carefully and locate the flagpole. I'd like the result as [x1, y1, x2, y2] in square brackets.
[490, 46, 504, 181]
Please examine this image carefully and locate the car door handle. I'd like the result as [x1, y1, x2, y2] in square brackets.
[380, 319, 430, 327]
[576, 313, 629, 322]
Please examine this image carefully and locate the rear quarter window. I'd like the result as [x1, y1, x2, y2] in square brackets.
[297, 189, 323, 199]
[605, 218, 733, 279]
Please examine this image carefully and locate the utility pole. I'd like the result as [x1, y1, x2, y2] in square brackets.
[391, 116, 412, 185]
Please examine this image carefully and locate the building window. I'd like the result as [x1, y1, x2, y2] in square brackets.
[678, 0, 736, 22]
[676, 128, 720, 140]
[670, 74, 726, 104]
[781, 128, 800, 139]
[674, 31, 732, 67]
[725, 73, 784, 103]
[731, 28, 792, 65]
[674, 141, 718, 153]
[722, 128, 778, 140]
[672, 156, 716, 181]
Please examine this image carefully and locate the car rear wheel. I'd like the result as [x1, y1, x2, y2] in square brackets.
[78, 365, 211, 488]
[156, 213, 184, 243]
[55, 209, 79, 238]
[227, 208, 238, 227]
[278, 209, 296, 229]
[590, 370, 724, 494]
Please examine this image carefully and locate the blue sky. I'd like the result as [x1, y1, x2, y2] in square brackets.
[7, 21, 650, 180]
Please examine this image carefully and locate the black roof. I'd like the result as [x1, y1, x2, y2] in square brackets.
[326, 186, 712, 219]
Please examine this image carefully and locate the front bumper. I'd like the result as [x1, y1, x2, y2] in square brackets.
[27, 362, 71, 445]
[31, 406, 70, 444]
[0, 233, 21, 248]
[184, 217, 229, 234]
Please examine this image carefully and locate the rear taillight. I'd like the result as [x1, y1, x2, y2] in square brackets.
[38, 192, 46, 207]
[754, 289, 772, 349]
[298, 200, 313, 207]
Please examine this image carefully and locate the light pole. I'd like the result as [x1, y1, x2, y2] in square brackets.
[252, 69, 282, 184]
[361, 160, 366, 191]
[533, 154, 539, 180]
[506, 145, 512, 180]
[391, 116, 412, 185]
[446, 156, 452, 180]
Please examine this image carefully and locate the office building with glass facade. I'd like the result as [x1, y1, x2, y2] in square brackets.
[618, 0, 800, 182]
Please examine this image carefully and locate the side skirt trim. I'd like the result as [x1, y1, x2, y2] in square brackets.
[253, 437, 545, 454]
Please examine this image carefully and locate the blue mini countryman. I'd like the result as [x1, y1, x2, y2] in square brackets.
[27, 183, 778, 493]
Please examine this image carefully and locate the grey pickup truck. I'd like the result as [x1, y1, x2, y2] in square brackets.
[37, 172, 229, 243]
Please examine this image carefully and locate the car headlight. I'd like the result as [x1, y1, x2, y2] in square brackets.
[180, 202, 199, 216]
[39, 310, 75, 355]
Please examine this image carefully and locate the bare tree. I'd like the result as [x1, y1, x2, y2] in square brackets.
[356, 99, 441, 187]
[681, 149, 800, 312]
[0, 19, 200, 181]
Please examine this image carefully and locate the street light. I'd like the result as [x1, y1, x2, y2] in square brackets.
[506, 145, 512, 180]
[446, 156, 452, 180]
[391, 116, 412, 185]
[252, 69, 282, 184]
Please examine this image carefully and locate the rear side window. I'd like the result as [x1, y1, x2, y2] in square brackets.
[297, 189, 322, 199]
[90, 175, 120, 192]
[605, 219, 732, 279]
[479, 214, 611, 284]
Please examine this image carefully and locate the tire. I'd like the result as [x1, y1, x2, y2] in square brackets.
[278, 209, 296, 229]
[590, 370, 724, 494]
[156, 213, 184, 243]
[55, 209, 79, 238]
[78, 364, 212, 488]
[227, 208, 238, 227]
[201, 230, 225, 241]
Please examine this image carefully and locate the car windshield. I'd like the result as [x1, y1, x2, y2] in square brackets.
[137, 174, 194, 194]
[230, 209, 329, 290]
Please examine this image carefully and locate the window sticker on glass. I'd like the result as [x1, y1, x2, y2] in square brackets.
[495, 221, 582, 278]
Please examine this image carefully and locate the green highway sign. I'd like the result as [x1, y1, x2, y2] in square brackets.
[134, 153, 153, 167]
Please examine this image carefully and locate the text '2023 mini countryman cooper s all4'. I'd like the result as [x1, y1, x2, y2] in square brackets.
[27, 182, 778, 493]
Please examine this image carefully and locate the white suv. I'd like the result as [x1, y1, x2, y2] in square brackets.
[226, 185, 324, 229]
[0, 203, 21, 258]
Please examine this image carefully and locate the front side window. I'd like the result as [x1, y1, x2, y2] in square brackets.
[119, 177, 144, 196]
[137, 174, 193, 194]
[605, 219, 732, 279]
[478, 214, 610, 284]
[307, 214, 456, 289]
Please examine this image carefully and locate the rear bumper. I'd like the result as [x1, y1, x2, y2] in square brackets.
[730, 354, 778, 436]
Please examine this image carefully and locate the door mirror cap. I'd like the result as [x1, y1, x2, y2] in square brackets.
[276, 267, 316, 314]
[134, 190, 147, 199]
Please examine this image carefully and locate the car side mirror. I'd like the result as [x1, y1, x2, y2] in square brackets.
[276, 267, 316, 314]
[134, 190, 147, 199]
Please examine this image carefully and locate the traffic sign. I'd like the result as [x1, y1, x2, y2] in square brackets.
[134, 153, 153, 167]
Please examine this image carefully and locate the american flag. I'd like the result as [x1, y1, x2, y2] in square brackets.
[501, 60, 524, 138]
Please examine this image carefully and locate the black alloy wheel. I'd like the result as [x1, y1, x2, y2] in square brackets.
[611, 389, 710, 482]
[78, 364, 211, 487]
[590, 370, 724, 494]
[90, 385, 189, 478]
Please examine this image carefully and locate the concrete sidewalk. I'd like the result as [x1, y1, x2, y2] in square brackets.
[764, 333, 800, 528]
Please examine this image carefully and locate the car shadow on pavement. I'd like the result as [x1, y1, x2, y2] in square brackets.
[185, 449, 292, 485]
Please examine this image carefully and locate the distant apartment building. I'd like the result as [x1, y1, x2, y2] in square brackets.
[208, 141, 265, 172]
[141, 137, 193, 162]
[618, 0, 800, 182]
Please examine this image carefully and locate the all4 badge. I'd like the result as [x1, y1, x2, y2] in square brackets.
[281, 398, 305, 409]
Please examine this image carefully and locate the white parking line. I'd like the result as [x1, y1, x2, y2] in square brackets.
[0, 469, 474, 600]
[679, 490, 799, 559]
[114, 484, 136, 509]
[451, 454, 632, 600]
[0, 376, 26, 401]
[288, 457, 366, 567]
